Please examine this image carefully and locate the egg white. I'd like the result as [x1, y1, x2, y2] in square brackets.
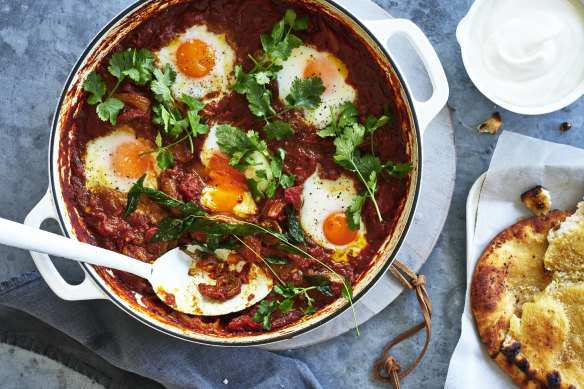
[275, 45, 357, 128]
[154, 24, 235, 101]
[299, 168, 367, 262]
[84, 125, 160, 193]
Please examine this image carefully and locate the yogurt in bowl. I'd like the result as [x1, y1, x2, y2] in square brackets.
[457, 0, 584, 114]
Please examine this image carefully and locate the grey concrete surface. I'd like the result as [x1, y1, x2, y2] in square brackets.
[1, 0, 584, 388]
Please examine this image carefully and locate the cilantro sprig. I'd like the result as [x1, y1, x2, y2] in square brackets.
[83, 48, 155, 125]
[215, 124, 295, 198]
[230, 9, 324, 141]
[318, 102, 412, 230]
[141, 66, 209, 168]
[123, 181, 360, 336]
[253, 277, 332, 330]
[84, 49, 208, 170]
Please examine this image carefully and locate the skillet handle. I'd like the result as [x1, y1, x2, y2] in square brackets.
[24, 188, 107, 301]
[363, 18, 449, 135]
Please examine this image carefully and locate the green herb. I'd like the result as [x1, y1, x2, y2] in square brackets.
[124, 174, 184, 218]
[196, 234, 240, 254]
[156, 152, 174, 170]
[215, 125, 295, 197]
[264, 255, 290, 265]
[284, 206, 306, 245]
[83, 48, 155, 125]
[253, 300, 280, 330]
[317, 102, 412, 230]
[142, 93, 209, 169]
[124, 179, 360, 337]
[230, 10, 323, 141]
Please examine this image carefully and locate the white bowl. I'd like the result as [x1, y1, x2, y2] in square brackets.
[457, 0, 584, 115]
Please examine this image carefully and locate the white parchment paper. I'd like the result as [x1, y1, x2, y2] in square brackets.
[445, 131, 584, 388]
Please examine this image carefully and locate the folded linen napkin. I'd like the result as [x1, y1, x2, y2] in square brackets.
[0, 271, 322, 389]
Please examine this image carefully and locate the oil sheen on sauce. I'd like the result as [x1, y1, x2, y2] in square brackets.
[467, 0, 584, 107]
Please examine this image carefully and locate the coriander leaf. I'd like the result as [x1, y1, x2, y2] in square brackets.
[263, 120, 293, 141]
[131, 48, 156, 85]
[156, 152, 174, 170]
[264, 255, 289, 265]
[274, 283, 302, 299]
[180, 94, 205, 112]
[187, 109, 209, 135]
[279, 299, 293, 313]
[316, 126, 337, 138]
[337, 101, 359, 128]
[293, 17, 309, 31]
[108, 49, 134, 80]
[279, 174, 296, 189]
[345, 193, 367, 231]
[285, 206, 306, 245]
[83, 71, 106, 105]
[215, 124, 257, 156]
[151, 64, 176, 103]
[383, 161, 413, 178]
[96, 97, 124, 125]
[155, 131, 162, 147]
[253, 299, 280, 330]
[333, 123, 366, 169]
[283, 9, 297, 27]
[304, 275, 333, 296]
[247, 178, 266, 199]
[246, 81, 276, 117]
[270, 149, 285, 179]
[303, 301, 316, 315]
[255, 71, 272, 85]
[285, 77, 325, 110]
[355, 153, 382, 182]
[265, 180, 278, 198]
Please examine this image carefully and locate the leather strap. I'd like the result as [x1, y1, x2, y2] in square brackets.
[373, 259, 433, 388]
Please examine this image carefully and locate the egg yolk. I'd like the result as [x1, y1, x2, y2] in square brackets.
[204, 153, 249, 213]
[176, 38, 216, 78]
[111, 139, 155, 180]
[303, 56, 341, 93]
[323, 211, 358, 246]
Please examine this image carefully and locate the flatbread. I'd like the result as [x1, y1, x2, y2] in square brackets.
[545, 201, 584, 271]
[471, 210, 571, 388]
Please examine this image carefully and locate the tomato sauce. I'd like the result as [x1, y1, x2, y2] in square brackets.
[60, 0, 411, 336]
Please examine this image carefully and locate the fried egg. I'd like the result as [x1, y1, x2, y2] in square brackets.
[276, 45, 356, 128]
[154, 24, 235, 101]
[198, 124, 271, 218]
[84, 125, 160, 192]
[299, 167, 367, 262]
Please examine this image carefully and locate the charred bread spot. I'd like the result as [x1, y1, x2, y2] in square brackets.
[501, 340, 521, 359]
[478, 112, 502, 134]
[546, 371, 561, 389]
[521, 186, 552, 216]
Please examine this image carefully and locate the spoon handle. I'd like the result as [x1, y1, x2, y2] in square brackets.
[0, 217, 153, 279]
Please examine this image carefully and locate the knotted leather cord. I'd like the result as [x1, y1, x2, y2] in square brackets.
[373, 259, 433, 388]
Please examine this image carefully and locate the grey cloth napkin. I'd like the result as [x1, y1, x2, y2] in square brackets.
[0, 271, 322, 389]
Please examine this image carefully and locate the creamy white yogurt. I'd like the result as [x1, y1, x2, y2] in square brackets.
[466, 0, 584, 107]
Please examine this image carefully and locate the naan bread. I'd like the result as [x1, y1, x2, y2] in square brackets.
[471, 210, 572, 389]
[545, 201, 584, 272]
